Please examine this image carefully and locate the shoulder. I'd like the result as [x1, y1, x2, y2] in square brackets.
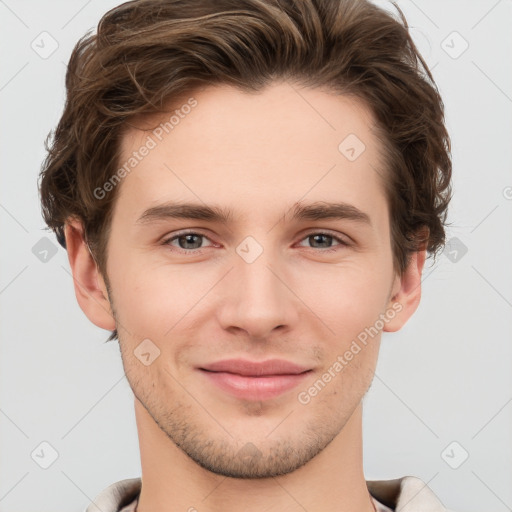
[84, 478, 141, 512]
[367, 475, 457, 511]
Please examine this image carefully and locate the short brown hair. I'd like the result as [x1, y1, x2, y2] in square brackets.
[39, 0, 451, 279]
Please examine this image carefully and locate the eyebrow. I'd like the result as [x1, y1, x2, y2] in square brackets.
[136, 200, 371, 226]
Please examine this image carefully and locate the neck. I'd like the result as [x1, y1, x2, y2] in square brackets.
[135, 399, 375, 512]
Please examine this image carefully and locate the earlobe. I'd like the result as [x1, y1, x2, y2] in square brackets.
[383, 248, 427, 333]
[64, 219, 116, 331]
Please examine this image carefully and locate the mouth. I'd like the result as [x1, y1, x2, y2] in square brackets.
[198, 358, 313, 401]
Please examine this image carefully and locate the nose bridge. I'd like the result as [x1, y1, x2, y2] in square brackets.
[219, 237, 295, 337]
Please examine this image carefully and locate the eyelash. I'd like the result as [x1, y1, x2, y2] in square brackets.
[161, 230, 350, 255]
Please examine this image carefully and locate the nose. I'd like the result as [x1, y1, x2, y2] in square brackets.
[216, 249, 299, 340]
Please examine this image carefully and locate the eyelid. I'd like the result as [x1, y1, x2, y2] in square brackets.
[297, 229, 351, 248]
[162, 229, 216, 247]
[300, 228, 350, 241]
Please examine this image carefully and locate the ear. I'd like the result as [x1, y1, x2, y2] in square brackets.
[383, 246, 427, 333]
[64, 218, 116, 331]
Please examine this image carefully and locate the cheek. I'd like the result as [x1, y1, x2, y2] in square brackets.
[310, 263, 392, 338]
[108, 252, 218, 340]
[115, 277, 172, 338]
[105, 248, 162, 335]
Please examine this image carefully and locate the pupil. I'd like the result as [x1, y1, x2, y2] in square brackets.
[312, 234, 330, 248]
[180, 234, 200, 249]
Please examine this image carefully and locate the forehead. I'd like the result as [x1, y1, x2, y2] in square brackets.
[115, 82, 388, 226]
[123, 82, 380, 156]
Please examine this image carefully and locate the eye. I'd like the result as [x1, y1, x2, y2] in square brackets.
[162, 230, 350, 255]
[297, 232, 349, 252]
[163, 231, 215, 254]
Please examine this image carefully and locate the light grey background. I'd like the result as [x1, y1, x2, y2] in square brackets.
[1, 1, 511, 511]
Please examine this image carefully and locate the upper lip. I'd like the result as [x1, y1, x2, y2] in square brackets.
[199, 358, 311, 377]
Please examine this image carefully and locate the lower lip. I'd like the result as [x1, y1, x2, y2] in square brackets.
[199, 369, 311, 401]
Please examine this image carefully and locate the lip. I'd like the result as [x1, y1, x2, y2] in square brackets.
[198, 358, 312, 401]
[200, 358, 310, 376]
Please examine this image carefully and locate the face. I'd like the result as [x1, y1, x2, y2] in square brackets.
[85, 82, 409, 478]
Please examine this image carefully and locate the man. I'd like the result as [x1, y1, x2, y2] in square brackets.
[39, 0, 455, 510]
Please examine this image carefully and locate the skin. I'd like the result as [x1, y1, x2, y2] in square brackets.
[65, 81, 426, 512]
